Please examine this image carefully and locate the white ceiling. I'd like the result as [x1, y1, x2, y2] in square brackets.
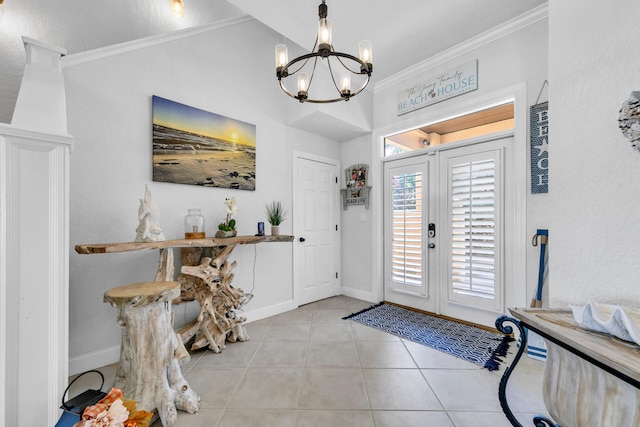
[229, 0, 546, 85]
[0, 0, 546, 123]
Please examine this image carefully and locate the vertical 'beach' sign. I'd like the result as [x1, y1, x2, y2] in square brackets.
[396, 60, 478, 116]
[530, 102, 549, 194]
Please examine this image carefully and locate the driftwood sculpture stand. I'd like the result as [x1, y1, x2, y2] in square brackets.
[104, 281, 200, 427]
[75, 236, 294, 425]
[175, 245, 251, 352]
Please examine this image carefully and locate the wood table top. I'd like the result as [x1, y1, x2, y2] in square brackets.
[75, 235, 295, 254]
[509, 307, 640, 386]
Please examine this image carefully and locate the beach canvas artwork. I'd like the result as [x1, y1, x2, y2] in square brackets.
[152, 95, 256, 190]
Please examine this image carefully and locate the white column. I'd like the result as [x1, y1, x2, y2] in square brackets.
[11, 37, 68, 135]
[1, 37, 72, 427]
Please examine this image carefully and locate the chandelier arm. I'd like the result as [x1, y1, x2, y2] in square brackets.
[282, 51, 370, 76]
[346, 75, 370, 98]
[297, 72, 370, 104]
[285, 36, 321, 76]
[307, 55, 320, 89]
[334, 55, 367, 75]
[329, 51, 371, 75]
[325, 58, 342, 94]
[285, 56, 311, 76]
[281, 52, 322, 75]
[278, 51, 371, 103]
[278, 79, 300, 99]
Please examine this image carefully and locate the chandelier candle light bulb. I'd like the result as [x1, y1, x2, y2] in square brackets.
[340, 71, 351, 98]
[318, 18, 332, 53]
[275, 44, 288, 73]
[359, 40, 373, 72]
[298, 72, 309, 99]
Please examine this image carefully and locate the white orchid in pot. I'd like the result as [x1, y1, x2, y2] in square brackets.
[216, 197, 238, 238]
[265, 201, 287, 236]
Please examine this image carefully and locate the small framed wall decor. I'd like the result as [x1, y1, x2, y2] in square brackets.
[341, 163, 371, 209]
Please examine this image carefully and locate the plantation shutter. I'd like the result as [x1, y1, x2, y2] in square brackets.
[449, 151, 501, 302]
[391, 170, 423, 288]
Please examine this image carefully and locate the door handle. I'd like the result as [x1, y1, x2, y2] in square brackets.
[428, 243, 435, 249]
[299, 237, 306, 242]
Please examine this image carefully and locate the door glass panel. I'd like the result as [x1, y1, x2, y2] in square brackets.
[391, 171, 423, 287]
[450, 157, 497, 300]
[384, 102, 514, 156]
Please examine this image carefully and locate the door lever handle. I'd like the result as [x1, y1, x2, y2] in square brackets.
[299, 237, 306, 242]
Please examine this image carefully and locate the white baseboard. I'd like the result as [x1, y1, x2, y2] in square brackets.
[243, 300, 298, 323]
[69, 345, 120, 376]
[341, 287, 377, 304]
[69, 301, 299, 374]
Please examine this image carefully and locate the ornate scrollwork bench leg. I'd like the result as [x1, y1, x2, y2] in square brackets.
[495, 315, 560, 427]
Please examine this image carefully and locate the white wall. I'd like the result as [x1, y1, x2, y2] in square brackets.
[64, 19, 340, 373]
[65, 7, 556, 373]
[343, 15, 549, 307]
[547, 1, 640, 307]
[340, 134, 374, 301]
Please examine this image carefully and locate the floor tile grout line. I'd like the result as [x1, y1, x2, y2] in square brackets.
[351, 318, 375, 415]
[402, 337, 454, 422]
[214, 316, 273, 426]
[295, 308, 313, 418]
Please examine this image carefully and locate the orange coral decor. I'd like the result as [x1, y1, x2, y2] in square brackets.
[74, 388, 153, 427]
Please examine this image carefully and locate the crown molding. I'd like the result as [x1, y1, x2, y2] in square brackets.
[62, 15, 254, 67]
[374, 3, 548, 93]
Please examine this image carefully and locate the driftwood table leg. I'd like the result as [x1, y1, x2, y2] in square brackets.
[155, 247, 191, 364]
[176, 245, 252, 353]
[105, 281, 201, 427]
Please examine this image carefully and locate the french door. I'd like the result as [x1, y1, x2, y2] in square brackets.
[383, 154, 437, 313]
[439, 140, 507, 326]
[383, 136, 513, 327]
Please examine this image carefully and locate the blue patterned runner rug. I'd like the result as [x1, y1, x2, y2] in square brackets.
[343, 303, 512, 370]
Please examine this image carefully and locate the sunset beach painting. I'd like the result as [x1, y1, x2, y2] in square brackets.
[152, 95, 256, 190]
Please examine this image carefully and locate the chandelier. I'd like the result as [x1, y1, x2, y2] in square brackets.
[275, 1, 373, 103]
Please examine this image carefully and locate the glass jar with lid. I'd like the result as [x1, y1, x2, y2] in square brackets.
[184, 209, 205, 239]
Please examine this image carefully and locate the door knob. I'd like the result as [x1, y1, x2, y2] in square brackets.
[299, 237, 306, 242]
[428, 243, 435, 249]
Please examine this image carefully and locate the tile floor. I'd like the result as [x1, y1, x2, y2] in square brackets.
[72, 296, 549, 427]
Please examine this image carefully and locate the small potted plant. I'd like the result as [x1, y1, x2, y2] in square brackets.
[265, 201, 286, 236]
[216, 197, 238, 238]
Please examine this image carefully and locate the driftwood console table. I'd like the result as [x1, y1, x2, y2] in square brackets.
[496, 308, 640, 427]
[76, 235, 294, 352]
[76, 235, 294, 255]
[75, 235, 293, 425]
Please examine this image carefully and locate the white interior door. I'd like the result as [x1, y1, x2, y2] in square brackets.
[293, 154, 340, 306]
[383, 154, 437, 313]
